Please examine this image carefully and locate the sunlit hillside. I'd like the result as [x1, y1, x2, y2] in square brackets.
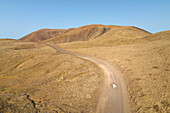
[58, 30, 170, 112]
[1, 25, 169, 113]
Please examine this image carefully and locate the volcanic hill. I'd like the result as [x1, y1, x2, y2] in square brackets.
[19, 28, 74, 42]
[19, 24, 151, 43]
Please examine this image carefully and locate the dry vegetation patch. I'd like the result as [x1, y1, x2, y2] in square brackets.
[0, 40, 102, 113]
[59, 32, 170, 113]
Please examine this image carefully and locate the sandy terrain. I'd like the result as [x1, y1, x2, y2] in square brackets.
[0, 40, 103, 112]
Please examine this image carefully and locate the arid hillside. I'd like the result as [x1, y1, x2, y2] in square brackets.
[43, 24, 112, 43]
[92, 26, 151, 44]
[19, 28, 74, 42]
[1, 24, 169, 113]
[58, 30, 170, 113]
[44, 25, 151, 44]
[19, 24, 151, 44]
[0, 40, 102, 113]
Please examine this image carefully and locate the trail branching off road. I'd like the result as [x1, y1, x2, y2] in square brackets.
[46, 44, 130, 113]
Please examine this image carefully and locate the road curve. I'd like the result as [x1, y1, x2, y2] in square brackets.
[46, 44, 130, 113]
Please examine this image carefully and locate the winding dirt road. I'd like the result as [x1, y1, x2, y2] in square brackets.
[46, 44, 130, 113]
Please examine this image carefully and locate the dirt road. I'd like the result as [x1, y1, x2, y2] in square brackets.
[46, 44, 130, 113]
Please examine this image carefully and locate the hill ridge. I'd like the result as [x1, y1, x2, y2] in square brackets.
[19, 24, 151, 43]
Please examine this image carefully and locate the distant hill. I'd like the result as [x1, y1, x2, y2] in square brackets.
[19, 28, 74, 42]
[44, 24, 113, 43]
[19, 24, 151, 43]
[0, 39, 16, 40]
[91, 26, 152, 44]
[44, 24, 151, 43]
[143, 30, 170, 41]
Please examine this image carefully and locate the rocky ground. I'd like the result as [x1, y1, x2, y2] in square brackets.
[0, 40, 103, 113]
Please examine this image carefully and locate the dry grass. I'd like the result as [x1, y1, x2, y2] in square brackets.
[0, 40, 102, 113]
[58, 31, 170, 113]
[1, 25, 169, 112]
[44, 24, 150, 44]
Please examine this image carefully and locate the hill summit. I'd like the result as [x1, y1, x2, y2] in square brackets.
[19, 24, 151, 43]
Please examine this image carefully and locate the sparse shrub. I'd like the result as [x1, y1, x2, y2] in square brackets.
[46, 69, 50, 74]
[0, 88, 5, 91]
[13, 44, 36, 50]
[161, 100, 170, 109]
[152, 66, 159, 69]
[153, 105, 159, 112]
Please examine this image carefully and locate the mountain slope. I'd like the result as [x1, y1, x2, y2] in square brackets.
[58, 30, 170, 113]
[44, 24, 151, 44]
[0, 40, 102, 112]
[19, 24, 151, 44]
[92, 26, 152, 44]
[44, 24, 112, 43]
[19, 28, 74, 42]
[143, 30, 170, 41]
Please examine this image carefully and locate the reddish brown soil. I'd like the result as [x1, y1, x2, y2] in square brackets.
[19, 28, 74, 42]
